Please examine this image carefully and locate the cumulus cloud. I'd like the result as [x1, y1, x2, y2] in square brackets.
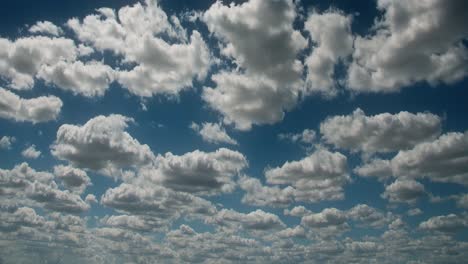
[301, 208, 347, 228]
[304, 10, 353, 97]
[139, 148, 247, 195]
[68, 0, 210, 97]
[0, 88, 62, 123]
[265, 149, 350, 202]
[0, 36, 77, 89]
[278, 129, 316, 145]
[238, 176, 294, 207]
[206, 209, 285, 231]
[190, 122, 237, 145]
[0, 136, 15, 149]
[320, 109, 441, 153]
[53, 165, 91, 194]
[419, 214, 468, 233]
[347, 0, 468, 92]
[51, 114, 154, 175]
[29, 21, 63, 36]
[202, 0, 307, 130]
[21, 145, 41, 159]
[382, 179, 426, 204]
[38, 60, 115, 97]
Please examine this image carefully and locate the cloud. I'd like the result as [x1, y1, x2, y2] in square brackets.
[206, 209, 285, 231]
[278, 129, 316, 145]
[301, 208, 347, 228]
[68, 0, 210, 97]
[0, 136, 15, 150]
[304, 10, 353, 97]
[51, 114, 155, 175]
[265, 149, 349, 202]
[284, 206, 312, 217]
[347, 0, 468, 92]
[29, 21, 63, 36]
[190, 122, 238, 145]
[21, 145, 41, 159]
[202, 0, 307, 130]
[456, 194, 468, 209]
[38, 60, 115, 97]
[138, 148, 247, 195]
[0, 36, 77, 89]
[0, 88, 63, 123]
[320, 108, 441, 153]
[419, 214, 468, 233]
[238, 176, 294, 207]
[353, 158, 393, 181]
[382, 179, 426, 204]
[347, 204, 389, 228]
[53, 165, 91, 194]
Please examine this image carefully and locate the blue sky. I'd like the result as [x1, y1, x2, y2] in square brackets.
[1, 0, 468, 263]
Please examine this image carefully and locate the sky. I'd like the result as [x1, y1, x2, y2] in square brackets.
[0, 0, 468, 263]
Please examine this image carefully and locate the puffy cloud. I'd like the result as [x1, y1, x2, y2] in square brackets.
[190, 122, 237, 145]
[304, 11, 353, 97]
[238, 176, 294, 207]
[0, 136, 15, 150]
[68, 0, 210, 97]
[38, 60, 115, 97]
[278, 129, 316, 145]
[101, 183, 216, 223]
[206, 209, 285, 231]
[102, 215, 165, 232]
[28, 21, 63, 36]
[419, 214, 468, 233]
[284, 206, 312, 217]
[347, 204, 389, 228]
[21, 145, 41, 159]
[346, 241, 381, 254]
[0, 88, 63, 123]
[320, 109, 441, 153]
[265, 149, 349, 202]
[382, 179, 426, 204]
[53, 165, 91, 194]
[202, 0, 307, 130]
[25, 182, 90, 213]
[301, 208, 347, 228]
[139, 148, 247, 195]
[353, 158, 393, 181]
[51, 115, 155, 175]
[347, 0, 468, 92]
[0, 36, 77, 89]
[0, 207, 46, 232]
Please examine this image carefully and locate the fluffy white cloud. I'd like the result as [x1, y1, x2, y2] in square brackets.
[301, 208, 347, 228]
[38, 60, 115, 97]
[138, 148, 247, 195]
[304, 11, 353, 97]
[68, 0, 210, 97]
[265, 149, 349, 202]
[51, 115, 155, 175]
[278, 129, 316, 145]
[347, 0, 468, 92]
[29, 21, 63, 36]
[320, 109, 441, 153]
[21, 145, 41, 159]
[202, 0, 307, 130]
[382, 179, 426, 204]
[0, 136, 15, 149]
[239, 176, 294, 207]
[206, 209, 285, 231]
[0, 88, 62, 123]
[0, 36, 77, 89]
[419, 214, 468, 233]
[190, 122, 237, 145]
[53, 165, 91, 194]
[353, 158, 393, 181]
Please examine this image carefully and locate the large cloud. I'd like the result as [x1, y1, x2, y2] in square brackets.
[0, 88, 62, 123]
[202, 0, 307, 130]
[138, 148, 247, 195]
[356, 131, 468, 185]
[51, 115, 155, 175]
[320, 109, 441, 153]
[29, 21, 63, 36]
[419, 214, 468, 233]
[347, 0, 468, 92]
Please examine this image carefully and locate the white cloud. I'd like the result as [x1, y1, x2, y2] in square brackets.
[38, 60, 115, 97]
[51, 114, 155, 175]
[304, 11, 353, 97]
[265, 149, 350, 202]
[206, 209, 285, 231]
[382, 179, 426, 204]
[456, 194, 468, 209]
[202, 0, 307, 130]
[407, 208, 423, 216]
[138, 148, 247, 195]
[301, 208, 347, 228]
[284, 206, 312, 217]
[29, 21, 63, 36]
[419, 214, 468, 233]
[0, 136, 15, 149]
[53, 165, 91, 194]
[190, 122, 237, 145]
[239, 176, 294, 207]
[278, 129, 316, 145]
[347, 0, 468, 92]
[320, 108, 441, 153]
[0, 88, 62, 123]
[21, 145, 41, 159]
[0, 36, 77, 89]
[353, 158, 393, 181]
